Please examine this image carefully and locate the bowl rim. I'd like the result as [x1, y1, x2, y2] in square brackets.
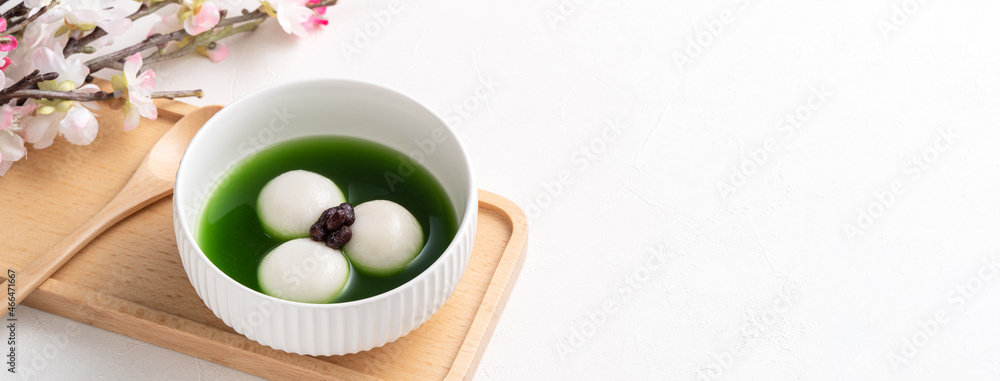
[174, 78, 477, 309]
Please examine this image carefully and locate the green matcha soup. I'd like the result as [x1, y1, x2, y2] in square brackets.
[196, 136, 458, 303]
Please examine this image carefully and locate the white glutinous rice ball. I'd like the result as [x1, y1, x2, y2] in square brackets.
[258, 238, 350, 303]
[257, 170, 344, 239]
[343, 200, 425, 276]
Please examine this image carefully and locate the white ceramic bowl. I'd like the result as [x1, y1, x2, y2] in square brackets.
[173, 79, 477, 356]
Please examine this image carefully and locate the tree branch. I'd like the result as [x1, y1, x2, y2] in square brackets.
[0, 71, 60, 105]
[83, 0, 338, 71]
[0, 87, 204, 102]
[0, 70, 58, 96]
[1, 4, 27, 21]
[85, 30, 186, 71]
[141, 19, 263, 67]
[129, 0, 178, 21]
[152, 89, 203, 99]
[215, 0, 337, 29]
[65, 0, 180, 56]
[3, 1, 58, 36]
[0, 89, 117, 102]
[0, 0, 340, 107]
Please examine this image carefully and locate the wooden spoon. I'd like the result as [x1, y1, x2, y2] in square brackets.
[13, 105, 223, 306]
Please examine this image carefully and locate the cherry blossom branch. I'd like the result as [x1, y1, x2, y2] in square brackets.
[0, 0, 337, 105]
[64, 0, 180, 55]
[1, 3, 27, 21]
[0, 70, 58, 99]
[0, 89, 117, 101]
[151, 89, 204, 99]
[84, 0, 338, 72]
[0, 88, 204, 102]
[3, 1, 58, 36]
[129, 0, 180, 22]
[0, 70, 61, 106]
[216, 0, 337, 28]
[85, 30, 185, 71]
[141, 19, 263, 67]
[0, 0, 346, 174]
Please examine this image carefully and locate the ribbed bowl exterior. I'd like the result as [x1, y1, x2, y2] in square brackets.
[173, 79, 477, 356]
[174, 209, 476, 356]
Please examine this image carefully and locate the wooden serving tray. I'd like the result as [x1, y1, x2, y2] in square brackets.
[0, 98, 528, 380]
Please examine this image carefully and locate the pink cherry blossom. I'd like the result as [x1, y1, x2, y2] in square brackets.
[0, 35, 17, 52]
[267, 0, 314, 37]
[19, 44, 97, 149]
[59, 104, 100, 144]
[0, 103, 37, 176]
[153, 0, 221, 37]
[3, 22, 61, 81]
[22, 84, 100, 148]
[301, 0, 328, 31]
[184, 1, 221, 35]
[0, 130, 25, 176]
[114, 53, 157, 131]
[0, 18, 13, 74]
[30, 43, 89, 85]
[0, 103, 36, 130]
[23, 113, 57, 149]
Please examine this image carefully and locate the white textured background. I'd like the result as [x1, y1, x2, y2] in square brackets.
[13, 0, 1000, 379]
